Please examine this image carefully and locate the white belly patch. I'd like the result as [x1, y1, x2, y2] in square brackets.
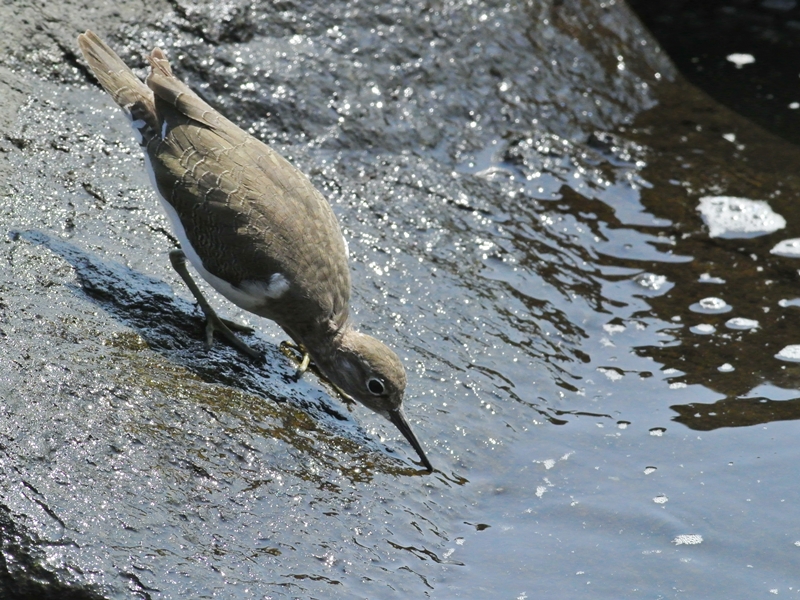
[242, 273, 290, 299]
[143, 153, 289, 312]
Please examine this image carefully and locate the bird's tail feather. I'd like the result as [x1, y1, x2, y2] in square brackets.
[77, 30, 157, 130]
[146, 47, 221, 130]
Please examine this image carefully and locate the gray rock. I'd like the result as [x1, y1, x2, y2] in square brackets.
[0, 0, 680, 597]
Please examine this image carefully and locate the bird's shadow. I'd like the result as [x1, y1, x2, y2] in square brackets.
[15, 229, 353, 422]
[13, 230, 431, 476]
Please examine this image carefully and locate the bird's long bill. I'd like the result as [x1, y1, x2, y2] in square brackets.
[388, 409, 433, 471]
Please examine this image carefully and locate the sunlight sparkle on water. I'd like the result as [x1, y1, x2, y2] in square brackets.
[673, 534, 704, 545]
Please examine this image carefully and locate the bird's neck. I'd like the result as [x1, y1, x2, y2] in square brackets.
[300, 321, 359, 387]
[291, 318, 351, 368]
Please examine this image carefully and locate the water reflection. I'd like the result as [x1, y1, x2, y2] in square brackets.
[628, 78, 800, 428]
[421, 73, 800, 434]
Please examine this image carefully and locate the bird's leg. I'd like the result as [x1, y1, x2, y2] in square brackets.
[169, 249, 262, 360]
[279, 340, 311, 380]
[219, 317, 255, 334]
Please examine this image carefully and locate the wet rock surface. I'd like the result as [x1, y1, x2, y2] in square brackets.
[2, 1, 800, 598]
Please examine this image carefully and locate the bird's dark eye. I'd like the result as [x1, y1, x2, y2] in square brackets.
[367, 377, 385, 395]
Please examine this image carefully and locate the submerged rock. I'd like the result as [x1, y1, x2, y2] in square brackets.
[3, 0, 800, 597]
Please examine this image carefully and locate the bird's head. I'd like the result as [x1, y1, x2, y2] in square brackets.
[319, 329, 432, 471]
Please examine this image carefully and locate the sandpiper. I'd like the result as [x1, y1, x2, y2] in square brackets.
[77, 30, 432, 471]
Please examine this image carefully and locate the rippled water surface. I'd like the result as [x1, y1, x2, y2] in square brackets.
[2, 1, 800, 598]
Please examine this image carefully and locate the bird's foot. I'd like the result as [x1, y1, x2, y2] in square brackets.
[279, 340, 311, 381]
[204, 312, 262, 361]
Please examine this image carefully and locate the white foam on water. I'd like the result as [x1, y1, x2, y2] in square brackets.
[698, 272, 726, 284]
[690, 324, 715, 335]
[725, 317, 759, 330]
[697, 196, 786, 239]
[597, 367, 623, 382]
[775, 345, 800, 362]
[770, 238, 800, 257]
[689, 297, 732, 314]
[726, 53, 755, 68]
[634, 273, 668, 290]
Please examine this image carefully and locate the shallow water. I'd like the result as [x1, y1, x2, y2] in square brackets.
[2, 0, 800, 598]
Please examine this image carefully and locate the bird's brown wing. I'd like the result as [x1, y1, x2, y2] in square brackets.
[144, 49, 351, 327]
